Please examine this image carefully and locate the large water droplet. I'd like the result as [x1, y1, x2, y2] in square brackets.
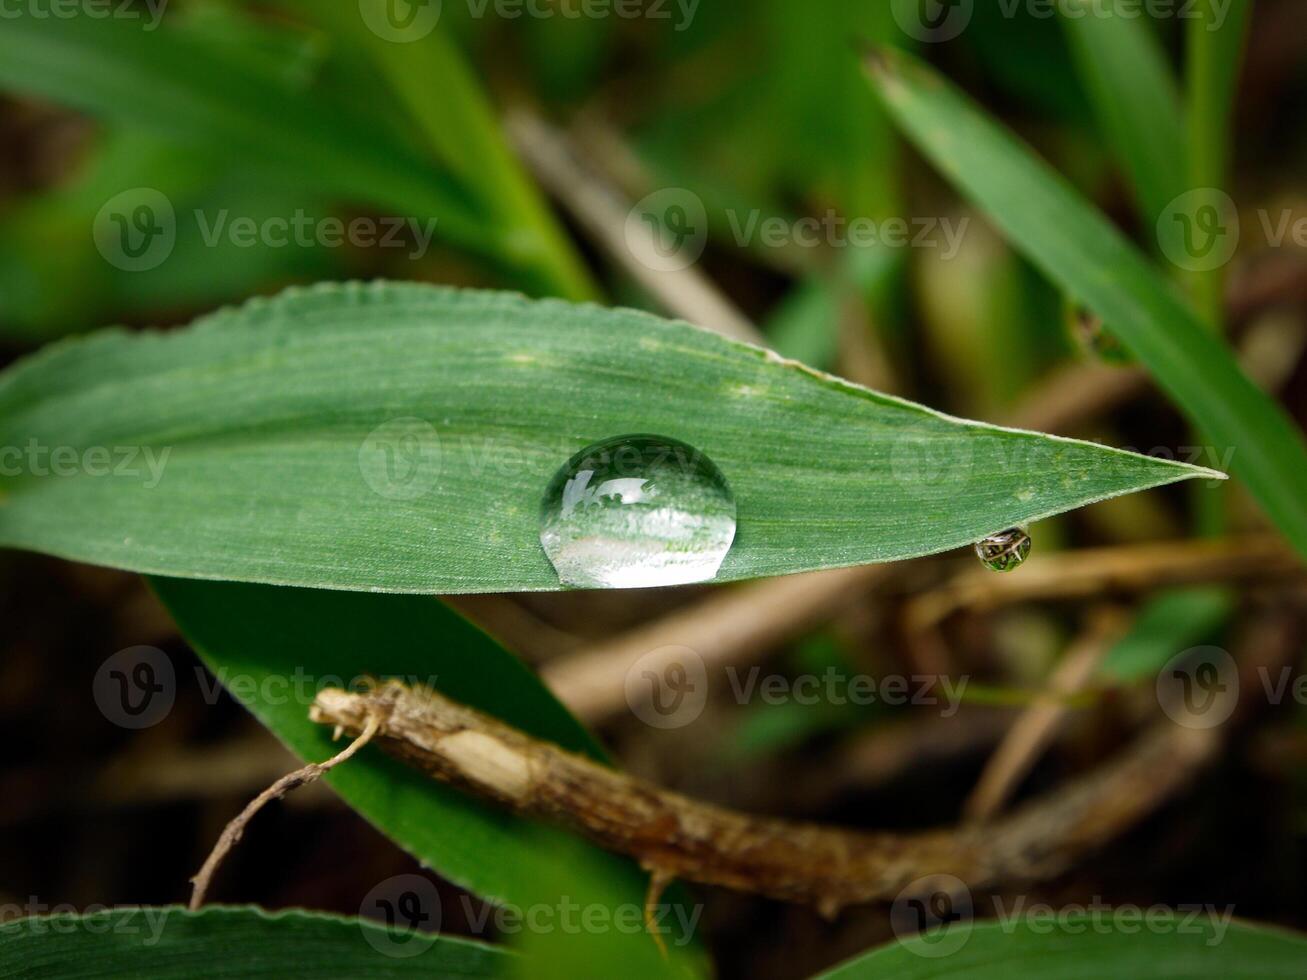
[539, 434, 736, 589]
[974, 526, 1031, 573]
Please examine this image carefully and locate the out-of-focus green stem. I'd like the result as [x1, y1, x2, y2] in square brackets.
[1186, 0, 1252, 536]
[1185, 0, 1252, 331]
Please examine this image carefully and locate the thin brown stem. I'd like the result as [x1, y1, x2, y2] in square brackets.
[963, 609, 1126, 822]
[188, 714, 381, 910]
[507, 110, 763, 345]
[310, 682, 1216, 915]
[541, 565, 891, 724]
[906, 535, 1299, 632]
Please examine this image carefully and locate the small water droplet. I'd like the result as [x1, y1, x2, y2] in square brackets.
[974, 527, 1031, 573]
[539, 434, 737, 589]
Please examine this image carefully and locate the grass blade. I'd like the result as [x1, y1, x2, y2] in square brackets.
[865, 46, 1307, 561]
[1097, 586, 1234, 683]
[1186, 0, 1254, 325]
[0, 905, 506, 977]
[150, 578, 703, 977]
[818, 916, 1307, 978]
[1061, 0, 1186, 232]
[272, 0, 597, 302]
[0, 282, 1218, 592]
[0, 9, 496, 264]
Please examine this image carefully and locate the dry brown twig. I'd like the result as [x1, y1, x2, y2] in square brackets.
[962, 609, 1127, 822]
[188, 712, 383, 910]
[507, 110, 763, 346]
[906, 534, 1299, 632]
[542, 564, 892, 724]
[310, 681, 1216, 917]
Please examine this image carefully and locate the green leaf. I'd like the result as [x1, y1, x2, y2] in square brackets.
[0, 282, 1217, 592]
[0, 130, 337, 341]
[1097, 586, 1234, 683]
[1186, 0, 1253, 325]
[817, 916, 1307, 978]
[765, 246, 902, 371]
[0, 8, 495, 263]
[0, 905, 506, 978]
[1061, 0, 1186, 232]
[149, 578, 703, 978]
[865, 47, 1307, 562]
[269, 0, 597, 302]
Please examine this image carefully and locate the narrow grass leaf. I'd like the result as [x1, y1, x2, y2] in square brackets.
[0, 9, 493, 262]
[0, 282, 1219, 592]
[817, 916, 1307, 978]
[0, 905, 506, 978]
[150, 578, 704, 978]
[865, 46, 1307, 561]
[1061, 0, 1187, 231]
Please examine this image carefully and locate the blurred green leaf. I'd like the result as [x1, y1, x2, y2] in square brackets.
[0, 9, 499, 265]
[1061, 0, 1186, 233]
[866, 46, 1307, 562]
[151, 578, 702, 978]
[818, 916, 1307, 978]
[1098, 586, 1234, 683]
[0, 282, 1218, 592]
[961, 1, 1093, 121]
[765, 246, 902, 370]
[0, 130, 336, 340]
[0, 905, 506, 977]
[1186, 0, 1253, 326]
[271, 0, 597, 301]
[762, 0, 899, 218]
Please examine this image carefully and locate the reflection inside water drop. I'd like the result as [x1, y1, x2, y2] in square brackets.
[539, 434, 737, 589]
[974, 526, 1031, 573]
